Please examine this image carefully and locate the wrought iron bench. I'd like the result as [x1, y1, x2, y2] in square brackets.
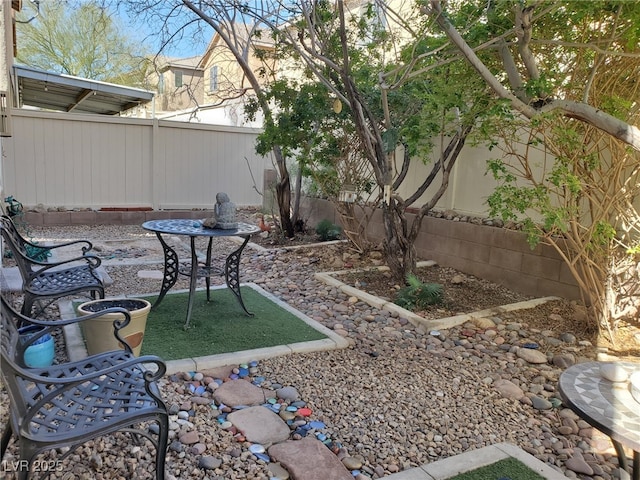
[0, 215, 105, 317]
[0, 295, 169, 480]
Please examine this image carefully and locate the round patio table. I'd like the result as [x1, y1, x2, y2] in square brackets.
[142, 219, 260, 329]
[558, 361, 640, 480]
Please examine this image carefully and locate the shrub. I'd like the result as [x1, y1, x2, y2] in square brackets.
[394, 274, 444, 310]
[315, 219, 342, 241]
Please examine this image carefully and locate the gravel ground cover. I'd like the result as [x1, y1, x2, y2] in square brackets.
[1, 223, 638, 480]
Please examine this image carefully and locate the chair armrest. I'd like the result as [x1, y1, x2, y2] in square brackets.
[12, 232, 94, 255]
[17, 307, 133, 360]
[43, 238, 95, 255]
[14, 306, 128, 331]
[28, 252, 102, 274]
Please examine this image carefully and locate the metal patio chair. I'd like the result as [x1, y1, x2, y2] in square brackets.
[0, 295, 169, 480]
[1, 215, 105, 317]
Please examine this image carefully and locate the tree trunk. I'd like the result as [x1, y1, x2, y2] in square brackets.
[382, 199, 416, 282]
[275, 175, 294, 238]
[272, 145, 295, 238]
[292, 168, 303, 226]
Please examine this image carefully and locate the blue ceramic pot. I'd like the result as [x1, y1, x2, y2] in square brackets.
[19, 325, 55, 368]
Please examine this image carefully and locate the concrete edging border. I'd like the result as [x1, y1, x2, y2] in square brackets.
[59, 282, 349, 375]
[385, 442, 568, 479]
[315, 261, 561, 331]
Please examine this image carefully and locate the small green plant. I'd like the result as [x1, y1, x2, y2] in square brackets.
[3, 196, 51, 261]
[394, 274, 444, 310]
[315, 219, 342, 241]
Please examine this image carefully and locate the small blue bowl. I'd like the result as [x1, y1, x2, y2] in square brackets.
[19, 326, 55, 368]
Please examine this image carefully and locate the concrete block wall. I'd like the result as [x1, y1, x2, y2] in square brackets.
[309, 198, 581, 301]
[17, 199, 581, 301]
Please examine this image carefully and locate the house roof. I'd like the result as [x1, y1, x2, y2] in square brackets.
[13, 64, 155, 115]
[198, 22, 275, 69]
[155, 55, 204, 73]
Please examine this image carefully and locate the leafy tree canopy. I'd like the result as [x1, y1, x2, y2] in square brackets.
[16, 0, 150, 86]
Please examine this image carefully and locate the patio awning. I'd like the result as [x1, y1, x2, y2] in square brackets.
[13, 65, 154, 115]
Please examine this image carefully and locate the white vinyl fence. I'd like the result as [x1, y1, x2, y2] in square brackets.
[0, 109, 270, 210]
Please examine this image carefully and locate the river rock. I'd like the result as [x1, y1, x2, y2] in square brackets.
[530, 395, 553, 410]
[471, 317, 496, 329]
[552, 354, 576, 369]
[516, 347, 548, 364]
[565, 451, 594, 475]
[213, 379, 275, 407]
[494, 379, 524, 400]
[199, 456, 222, 470]
[276, 386, 300, 401]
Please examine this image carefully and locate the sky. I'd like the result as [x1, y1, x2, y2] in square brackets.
[113, 1, 210, 59]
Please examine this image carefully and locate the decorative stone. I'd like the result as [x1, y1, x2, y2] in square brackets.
[552, 354, 576, 369]
[471, 317, 495, 329]
[494, 379, 524, 400]
[530, 396, 553, 410]
[565, 451, 594, 475]
[279, 410, 296, 421]
[227, 406, 291, 445]
[297, 407, 312, 417]
[254, 452, 271, 462]
[189, 443, 207, 455]
[268, 437, 353, 480]
[178, 430, 199, 445]
[249, 444, 266, 454]
[199, 456, 222, 470]
[267, 463, 291, 480]
[276, 386, 300, 401]
[213, 379, 274, 407]
[202, 217, 217, 228]
[341, 456, 363, 470]
[516, 347, 548, 364]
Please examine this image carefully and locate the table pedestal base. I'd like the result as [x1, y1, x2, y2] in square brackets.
[151, 232, 253, 329]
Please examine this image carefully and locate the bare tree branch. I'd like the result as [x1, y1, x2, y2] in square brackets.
[425, 0, 640, 152]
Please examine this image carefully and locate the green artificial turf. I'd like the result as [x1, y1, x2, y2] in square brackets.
[448, 457, 547, 480]
[137, 286, 328, 360]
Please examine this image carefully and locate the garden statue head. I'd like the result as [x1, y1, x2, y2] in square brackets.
[213, 192, 237, 229]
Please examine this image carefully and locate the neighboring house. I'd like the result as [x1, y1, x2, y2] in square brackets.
[147, 56, 204, 115]
[198, 23, 276, 106]
[143, 23, 275, 127]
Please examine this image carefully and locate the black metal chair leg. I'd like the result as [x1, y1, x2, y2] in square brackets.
[1, 419, 13, 457]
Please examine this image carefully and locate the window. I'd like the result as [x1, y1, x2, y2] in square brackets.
[209, 66, 219, 92]
[174, 71, 183, 88]
[158, 73, 165, 94]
